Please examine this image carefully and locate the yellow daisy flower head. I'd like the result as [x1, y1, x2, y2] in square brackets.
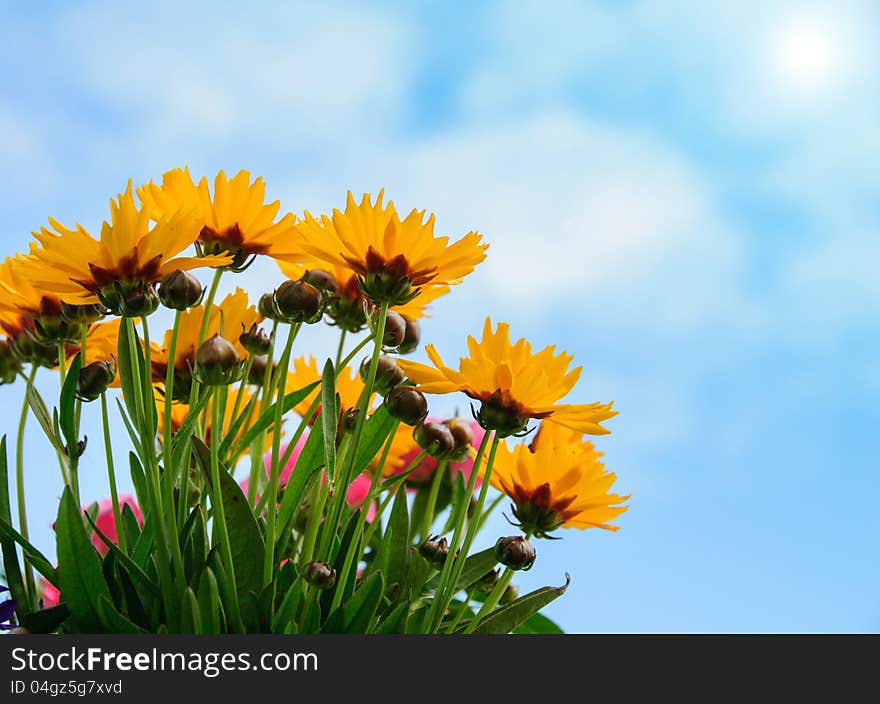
[151, 287, 262, 402]
[489, 422, 629, 537]
[138, 168, 297, 272]
[285, 355, 371, 424]
[277, 258, 449, 334]
[25, 181, 230, 317]
[398, 317, 617, 438]
[285, 190, 488, 307]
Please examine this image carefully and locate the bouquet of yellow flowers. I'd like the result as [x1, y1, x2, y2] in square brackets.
[0, 169, 627, 634]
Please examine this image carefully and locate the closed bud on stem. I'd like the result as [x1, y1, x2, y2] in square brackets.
[385, 385, 428, 426]
[418, 535, 449, 566]
[495, 535, 536, 571]
[413, 421, 456, 459]
[0, 341, 22, 385]
[193, 334, 242, 386]
[239, 323, 271, 356]
[76, 359, 117, 401]
[98, 280, 160, 318]
[248, 355, 273, 385]
[158, 270, 204, 310]
[258, 293, 281, 321]
[61, 302, 106, 324]
[274, 279, 323, 324]
[398, 315, 420, 354]
[303, 560, 336, 590]
[302, 268, 338, 295]
[362, 355, 404, 395]
[381, 310, 407, 349]
[444, 416, 475, 462]
[340, 407, 360, 433]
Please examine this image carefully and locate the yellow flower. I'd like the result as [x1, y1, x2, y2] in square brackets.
[283, 190, 487, 306]
[151, 287, 262, 401]
[277, 258, 449, 331]
[398, 317, 616, 437]
[24, 182, 229, 315]
[138, 168, 297, 270]
[489, 422, 629, 536]
[80, 318, 121, 367]
[0, 255, 64, 340]
[285, 355, 370, 422]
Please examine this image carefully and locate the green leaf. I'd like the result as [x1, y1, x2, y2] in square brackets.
[320, 359, 338, 484]
[120, 503, 142, 552]
[128, 453, 147, 509]
[59, 352, 82, 458]
[20, 604, 70, 634]
[83, 511, 159, 597]
[512, 612, 565, 634]
[0, 436, 27, 615]
[191, 438, 265, 600]
[274, 425, 325, 549]
[351, 405, 397, 476]
[26, 385, 68, 459]
[55, 487, 111, 631]
[97, 594, 148, 634]
[323, 571, 385, 634]
[469, 574, 571, 634]
[385, 487, 410, 592]
[230, 382, 320, 455]
[376, 600, 410, 634]
[426, 547, 498, 594]
[320, 510, 361, 616]
[116, 564, 150, 631]
[170, 388, 212, 471]
[272, 573, 303, 634]
[115, 398, 141, 453]
[117, 318, 139, 421]
[181, 508, 207, 589]
[0, 518, 58, 585]
[197, 567, 221, 634]
[180, 587, 202, 634]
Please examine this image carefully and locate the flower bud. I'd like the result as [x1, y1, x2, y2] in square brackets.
[193, 334, 242, 386]
[258, 292, 281, 320]
[475, 569, 500, 593]
[382, 310, 407, 348]
[361, 355, 404, 395]
[0, 341, 21, 385]
[76, 359, 117, 402]
[239, 323, 271, 356]
[418, 535, 449, 566]
[158, 270, 202, 310]
[495, 535, 536, 572]
[413, 421, 456, 459]
[303, 560, 336, 590]
[385, 386, 428, 426]
[274, 280, 323, 324]
[444, 416, 475, 462]
[61, 302, 105, 324]
[99, 280, 160, 318]
[398, 315, 420, 354]
[340, 407, 360, 433]
[303, 268, 338, 295]
[248, 355, 273, 385]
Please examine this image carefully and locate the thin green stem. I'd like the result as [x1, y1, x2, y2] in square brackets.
[421, 459, 448, 542]
[68, 327, 87, 505]
[56, 342, 67, 387]
[16, 365, 38, 607]
[446, 582, 480, 634]
[334, 329, 347, 369]
[263, 323, 300, 587]
[100, 392, 127, 555]
[228, 357, 254, 440]
[199, 269, 224, 344]
[162, 310, 182, 533]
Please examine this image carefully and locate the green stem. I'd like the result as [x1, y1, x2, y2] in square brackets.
[318, 303, 388, 560]
[210, 385, 242, 631]
[16, 365, 38, 607]
[162, 310, 182, 529]
[334, 329, 347, 369]
[421, 459, 448, 541]
[247, 320, 278, 505]
[446, 582, 480, 634]
[228, 356, 254, 440]
[424, 430, 495, 632]
[56, 342, 67, 387]
[263, 323, 300, 587]
[100, 392, 127, 555]
[199, 269, 223, 344]
[69, 327, 87, 505]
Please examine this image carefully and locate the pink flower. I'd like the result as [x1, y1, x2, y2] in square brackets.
[242, 432, 376, 522]
[40, 579, 60, 608]
[90, 495, 142, 556]
[392, 417, 485, 487]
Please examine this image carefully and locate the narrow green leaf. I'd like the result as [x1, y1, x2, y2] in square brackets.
[59, 352, 82, 458]
[0, 518, 58, 584]
[0, 436, 27, 615]
[376, 600, 410, 634]
[120, 503, 142, 550]
[469, 574, 571, 634]
[170, 388, 212, 471]
[116, 564, 150, 631]
[273, 425, 325, 548]
[320, 359, 338, 483]
[26, 385, 68, 458]
[426, 547, 498, 594]
[191, 438, 265, 600]
[512, 612, 565, 634]
[128, 452, 147, 507]
[385, 487, 410, 591]
[197, 567, 221, 634]
[115, 398, 141, 453]
[97, 594, 148, 634]
[116, 318, 139, 421]
[55, 487, 111, 631]
[323, 571, 385, 634]
[180, 587, 202, 634]
[83, 511, 159, 597]
[272, 574, 303, 634]
[231, 382, 320, 454]
[20, 604, 70, 634]
[351, 405, 397, 476]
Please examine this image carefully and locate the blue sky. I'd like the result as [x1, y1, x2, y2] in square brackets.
[1, 0, 878, 632]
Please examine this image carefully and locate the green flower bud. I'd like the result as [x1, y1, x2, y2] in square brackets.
[361, 355, 404, 395]
[98, 280, 160, 318]
[413, 421, 456, 459]
[382, 310, 407, 348]
[239, 323, 271, 356]
[495, 535, 536, 572]
[418, 535, 449, 566]
[398, 315, 420, 354]
[274, 280, 323, 324]
[385, 386, 428, 426]
[258, 292, 281, 320]
[158, 270, 204, 310]
[340, 407, 360, 433]
[193, 334, 242, 386]
[248, 354, 273, 385]
[303, 560, 336, 590]
[61, 302, 106, 324]
[75, 359, 117, 402]
[0, 340, 22, 385]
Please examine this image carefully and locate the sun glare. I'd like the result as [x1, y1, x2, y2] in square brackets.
[770, 15, 850, 96]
